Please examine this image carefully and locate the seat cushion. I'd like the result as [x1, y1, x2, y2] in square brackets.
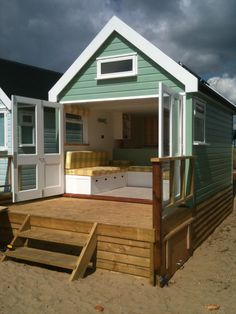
[65, 151, 109, 169]
[65, 166, 121, 176]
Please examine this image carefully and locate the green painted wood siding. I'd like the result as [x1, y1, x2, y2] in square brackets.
[59, 33, 184, 102]
[194, 96, 233, 204]
[0, 158, 10, 192]
[0, 100, 12, 153]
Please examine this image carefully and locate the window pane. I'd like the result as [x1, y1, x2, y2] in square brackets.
[18, 165, 36, 191]
[44, 107, 59, 154]
[101, 59, 133, 74]
[66, 122, 83, 144]
[17, 105, 36, 154]
[194, 117, 204, 142]
[21, 126, 33, 144]
[0, 113, 5, 147]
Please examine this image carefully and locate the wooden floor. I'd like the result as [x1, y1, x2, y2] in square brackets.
[98, 186, 152, 200]
[97, 182, 168, 201]
[7, 196, 153, 229]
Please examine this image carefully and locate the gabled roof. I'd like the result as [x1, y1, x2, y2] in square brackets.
[179, 62, 236, 111]
[0, 87, 11, 110]
[0, 58, 62, 109]
[49, 16, 199, 102]
[199, 82, 236, 111]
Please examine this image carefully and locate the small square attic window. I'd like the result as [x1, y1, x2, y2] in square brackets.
[96, 53, 137, 79]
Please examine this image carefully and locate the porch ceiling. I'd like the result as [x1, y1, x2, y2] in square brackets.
[71, 98, 159, 114]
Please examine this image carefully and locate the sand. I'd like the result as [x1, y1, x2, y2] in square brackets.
[0, 201, 236, 314]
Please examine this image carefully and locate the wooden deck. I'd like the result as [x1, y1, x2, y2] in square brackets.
[7, 196, 153, 229]
[0, 210, 156, 283]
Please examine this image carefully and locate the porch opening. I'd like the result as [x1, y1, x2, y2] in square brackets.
[63, 83, 185, 204]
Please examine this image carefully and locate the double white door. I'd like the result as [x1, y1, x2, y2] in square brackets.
[12, 96, 64, 202]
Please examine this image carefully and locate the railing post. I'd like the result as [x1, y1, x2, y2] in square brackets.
[180, 157, 186, 201]
[152, 159, 163, 284]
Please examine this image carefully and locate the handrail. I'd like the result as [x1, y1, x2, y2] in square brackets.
[152, 155, 195, 209]
[151, 155, 194, 162]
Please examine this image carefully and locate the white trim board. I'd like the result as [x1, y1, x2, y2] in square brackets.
[49, 16, 198, 102]
[0, 88, 11, 110]
[60, 94, 160, 104]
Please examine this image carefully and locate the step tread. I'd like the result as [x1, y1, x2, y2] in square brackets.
[19, 228, 88, 247]
[5, 247, 78, 270]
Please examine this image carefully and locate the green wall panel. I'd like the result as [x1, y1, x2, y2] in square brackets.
[59, 33, 184, 102]
[193, 95, 233, 204]
[113, 148, 158, 166]
[0, 158, 10, 192]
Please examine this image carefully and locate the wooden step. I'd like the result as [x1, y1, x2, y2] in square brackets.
[18, 228, 88, 247]
[4, 247, 78, 270]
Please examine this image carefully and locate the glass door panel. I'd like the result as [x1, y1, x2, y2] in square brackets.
[18, 165, 37, 191]
[44, 107, 59, 154]
[17, 104, 36, 154]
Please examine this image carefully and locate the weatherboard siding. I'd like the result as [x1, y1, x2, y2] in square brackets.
[0, 158, 9, 192]
[59, 33, 184, 102]
[194, 95, 233, 204]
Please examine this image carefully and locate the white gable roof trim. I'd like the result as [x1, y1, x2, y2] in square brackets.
[49, 16, 198, 102]
[0, 88, 11, 110]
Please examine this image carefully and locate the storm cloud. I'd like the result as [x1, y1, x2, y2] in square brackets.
[0, 0, 236, 101]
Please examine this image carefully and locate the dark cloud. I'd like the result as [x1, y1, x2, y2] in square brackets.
[0, 0, 113, 71]
[0, 0, 235, 85]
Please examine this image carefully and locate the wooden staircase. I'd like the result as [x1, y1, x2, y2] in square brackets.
[1, 215, 97, 281]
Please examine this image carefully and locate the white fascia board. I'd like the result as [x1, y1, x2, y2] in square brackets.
[111, 17, 198, 93]
[0, 88, 11, 110]
[60, 94, 159, 104]
[49, 16, 198, 102]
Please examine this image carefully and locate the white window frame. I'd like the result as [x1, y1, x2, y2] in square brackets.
[18, 110, 35, 147]
[65, 113, 88, 145]
[96, 53, 138, 80]
[193, 99, 206, 145]
[0, 110, 8, 151]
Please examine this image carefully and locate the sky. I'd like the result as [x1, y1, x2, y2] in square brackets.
[0, 0, 236, 103]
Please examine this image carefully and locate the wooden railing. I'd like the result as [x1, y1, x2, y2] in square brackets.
[0, 154, 12, 192]
[151, 156, 194, 209]
[151, 156, 194, 283]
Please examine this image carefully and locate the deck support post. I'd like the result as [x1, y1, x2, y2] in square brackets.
[152, 160, 163, 286]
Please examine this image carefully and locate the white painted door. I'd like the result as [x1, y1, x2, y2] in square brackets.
[158, 83, 183, 199]
[12, 96, 64, 202]
[158, 82, 183, 158]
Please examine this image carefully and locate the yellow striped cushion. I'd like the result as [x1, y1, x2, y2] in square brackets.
[128, 166, 152, 172]
[65, 151, 109, 169]
[65, 167, 121, 176]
